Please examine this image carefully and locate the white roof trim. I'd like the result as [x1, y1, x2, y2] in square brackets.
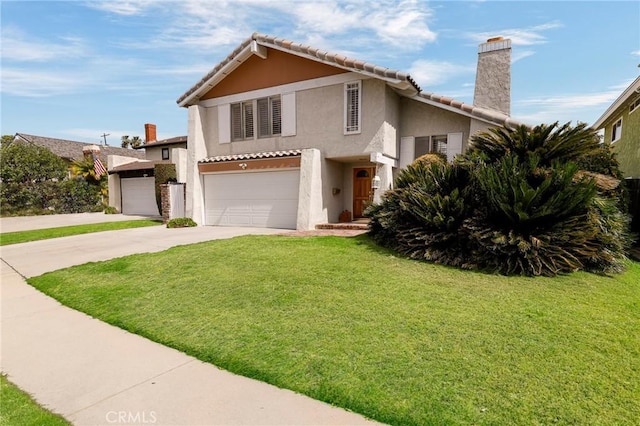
[178, 44, 253, 108]
[593, 76, 640, 129]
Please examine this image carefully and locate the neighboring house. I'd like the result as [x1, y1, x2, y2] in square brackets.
[107, 123, 187, 216]
[177, 33, 523, 230]
[592, 76, 640, 178]
[133, 123, 187, 162]
[11, 133, 144, 172]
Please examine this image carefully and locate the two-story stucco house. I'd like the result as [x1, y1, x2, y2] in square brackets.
[593, 76, 640, 178]
[178, 33, 523, 230]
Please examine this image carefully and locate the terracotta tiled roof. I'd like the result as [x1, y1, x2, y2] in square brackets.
[13, 133, 145, 163]
[176, 33, 525, 129]
[416, 92, 524, 129]
[200, 150, 302, 163]
[177, 32, 420, 107]
[134, 136, 187, 150]
[109, 160, 171, 173]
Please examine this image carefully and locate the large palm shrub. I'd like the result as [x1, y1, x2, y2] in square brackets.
[367, 122, 632, 276]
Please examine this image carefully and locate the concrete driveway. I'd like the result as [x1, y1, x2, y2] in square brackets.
[0, 212, 157, 233]
[1, 219, 379, 425]
[1, 225, 284, 278]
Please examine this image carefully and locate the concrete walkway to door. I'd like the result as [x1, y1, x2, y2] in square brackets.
[1, 218, 380, 426]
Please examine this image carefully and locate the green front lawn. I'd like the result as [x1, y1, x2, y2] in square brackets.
[0, 375, 70, 425]
[28, 235, 640, 425]
[0, 220, 162, 246]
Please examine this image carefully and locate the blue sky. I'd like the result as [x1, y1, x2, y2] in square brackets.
[1, 0, 639, 145]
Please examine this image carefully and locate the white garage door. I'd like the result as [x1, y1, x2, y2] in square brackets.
[204, 170, 300, 229]
[121, 177, 160, 216]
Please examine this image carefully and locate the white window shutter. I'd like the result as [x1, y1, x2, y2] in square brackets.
[399, 136, 415, 169]
[447, 132, 463, 162]
[218, 104, 231, 144]
[281, 92, 296, 137]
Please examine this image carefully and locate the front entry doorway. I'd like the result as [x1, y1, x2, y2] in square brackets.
[353, 167, 374, 218]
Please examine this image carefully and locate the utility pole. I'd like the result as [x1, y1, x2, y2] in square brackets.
[100, 133, 110, 146]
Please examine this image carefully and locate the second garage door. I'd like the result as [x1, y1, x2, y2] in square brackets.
[203, 170, 300, 229]
[121, 177, 160, 216]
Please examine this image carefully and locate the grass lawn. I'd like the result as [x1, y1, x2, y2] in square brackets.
[28, 235, 640, 425]
[0, 220, 162, 246]
[0, 375, 69, 425]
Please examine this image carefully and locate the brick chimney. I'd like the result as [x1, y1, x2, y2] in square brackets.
[144, 123, 157, 143]
[473, 37, 511, 115]
[82, 144, 100, 158]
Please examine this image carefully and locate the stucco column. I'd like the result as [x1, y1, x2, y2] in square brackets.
[186, 105, 207, 225]
[297, 148, 325, 230]
[171, 148, 188, 183]
[373, 162, 393, 204]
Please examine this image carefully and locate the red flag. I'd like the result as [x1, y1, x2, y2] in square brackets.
[93, 153, 107, 178]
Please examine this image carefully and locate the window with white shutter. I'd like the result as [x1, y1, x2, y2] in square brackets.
[344, 81, 361, 134]
[257, 96, 282, 138]
[243, 102, 254, 139]
[231, 103, 243, 141]
[232, 96, 281, 141]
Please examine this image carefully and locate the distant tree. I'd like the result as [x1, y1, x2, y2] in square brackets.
[0, 142, 68, 215]
[120, 135, 142, 149]
[130, 136, 142, 148]
[71, 156, 106, 185]
[0, 141, 67, 184]
[1, 134, 14, 148]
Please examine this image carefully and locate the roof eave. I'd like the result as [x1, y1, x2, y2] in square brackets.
[411, 93, 526, 129]
[178, 44, 254, 107]
[592, 76, 640, 129]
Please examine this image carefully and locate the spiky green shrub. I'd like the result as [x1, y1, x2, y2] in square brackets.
[368, 160, 471, 266]
[368, 122, 633, 276]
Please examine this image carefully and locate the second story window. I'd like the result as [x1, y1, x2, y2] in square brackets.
[611, 118, 622, 142]
[344, 81, 361, 134]
[161, 148, 169, 160]
[231, 101, 253, 141]
[231, 96, 281, 141]
[257, 96, 282, 138]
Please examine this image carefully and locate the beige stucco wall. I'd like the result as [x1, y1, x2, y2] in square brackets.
[200, 78, 394, 160]
[400, 97, 471, 142]
[144, 144, 187, 162]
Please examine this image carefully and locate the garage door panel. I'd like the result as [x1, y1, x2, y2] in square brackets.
[204, 170, 299, 229]
[121, 177, 159, 216]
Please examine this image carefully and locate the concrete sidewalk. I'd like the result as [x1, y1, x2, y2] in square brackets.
[1, 224, 380, 425]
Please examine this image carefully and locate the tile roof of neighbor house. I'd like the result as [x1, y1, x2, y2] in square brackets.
[13, 133, 145, 163]
[200, 150, 302, 163]
[592, 75, 640, 129]
[109, 160, 172, 173]
[177, 32, 525, 129]
[134, 136, 188, 150]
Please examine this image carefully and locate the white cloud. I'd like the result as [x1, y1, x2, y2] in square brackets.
[632, 50, 640, 56]
[114, 0, 436, 53]
[1, 68, 91, 97]
[84, 0, 157, 16]
[466, 21, 562, 46]
[408, 59, 475, 87]
[1, 27, 87, 62]
[515, 87, 622, 125]
[512, 50, 535, 63]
